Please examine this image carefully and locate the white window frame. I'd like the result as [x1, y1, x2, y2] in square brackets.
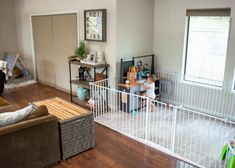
[182, 8, 231, 88]
[232, 68, 235, 92]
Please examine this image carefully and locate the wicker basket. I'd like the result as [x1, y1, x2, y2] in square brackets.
[33, 97, 95, 160]
[59, 113, 95, 160]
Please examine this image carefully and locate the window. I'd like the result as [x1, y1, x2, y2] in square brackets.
[184, 8, 231, 86]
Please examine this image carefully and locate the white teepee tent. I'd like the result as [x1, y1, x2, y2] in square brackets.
[3, 53, 32, 80]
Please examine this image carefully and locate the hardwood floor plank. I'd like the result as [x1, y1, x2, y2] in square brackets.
[3, 83, 177, 168]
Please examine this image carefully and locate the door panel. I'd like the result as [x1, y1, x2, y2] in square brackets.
[52, 14, 78, 90]
[32, 16, 55, 85]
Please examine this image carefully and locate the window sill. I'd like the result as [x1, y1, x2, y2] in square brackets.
[180, 79, 223, 90]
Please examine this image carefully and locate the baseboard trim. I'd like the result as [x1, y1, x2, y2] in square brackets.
[37, 81, 77, 95]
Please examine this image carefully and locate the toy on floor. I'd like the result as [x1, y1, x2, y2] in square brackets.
[131, 110, 138, 116]
[88, 99, 95, 108]
[221, 140, 235, 168]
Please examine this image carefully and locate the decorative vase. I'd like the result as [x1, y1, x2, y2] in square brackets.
[97, 51, 104, 63]
[77, 86, 89, 101]
[97, 46, 104, 63]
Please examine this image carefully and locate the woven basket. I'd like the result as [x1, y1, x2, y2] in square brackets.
[59, 113, 95, 160]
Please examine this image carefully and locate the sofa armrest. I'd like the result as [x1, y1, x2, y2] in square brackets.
[0, 114, 57, 136]
[0, 114, 60, 168]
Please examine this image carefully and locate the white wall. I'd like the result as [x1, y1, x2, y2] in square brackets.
[117, 0, 154, 60]
[153, 0, 235, 82]
[116, 0, 154, 74]
[14, 0, 117, 76]
[0, 0, 18, 58]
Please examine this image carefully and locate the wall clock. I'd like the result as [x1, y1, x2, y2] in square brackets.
[84, 9, 107, 42]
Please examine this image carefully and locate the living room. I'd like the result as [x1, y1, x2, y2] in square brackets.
[1, 0, 235, 168]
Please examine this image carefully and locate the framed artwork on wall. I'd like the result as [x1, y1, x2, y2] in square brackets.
[84, 9, 107, 42]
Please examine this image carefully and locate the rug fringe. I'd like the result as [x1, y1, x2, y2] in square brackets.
[5, 80, 37, 89]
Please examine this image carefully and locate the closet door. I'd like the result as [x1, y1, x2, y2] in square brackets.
[52, 14, 77, 90]
[32, 16, 55, 85]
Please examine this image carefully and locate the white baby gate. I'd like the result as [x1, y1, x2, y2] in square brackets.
[89, 76, 235, 168]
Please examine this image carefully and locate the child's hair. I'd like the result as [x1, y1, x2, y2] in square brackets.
[148, 74, 155, 82]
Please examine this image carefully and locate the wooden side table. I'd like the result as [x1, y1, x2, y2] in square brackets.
[33, 97, 95, 160]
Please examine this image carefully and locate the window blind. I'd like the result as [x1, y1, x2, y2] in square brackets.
[186, 8, 231, 16]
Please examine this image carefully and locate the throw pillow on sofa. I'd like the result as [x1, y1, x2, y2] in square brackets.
[0, 105, 34, 127]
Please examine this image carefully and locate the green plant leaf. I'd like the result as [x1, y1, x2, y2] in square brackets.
[74, 41, 87, 59]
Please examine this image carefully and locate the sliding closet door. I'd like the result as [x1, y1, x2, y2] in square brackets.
[52, 14, 77, 90]
[32, 16, 55, 85]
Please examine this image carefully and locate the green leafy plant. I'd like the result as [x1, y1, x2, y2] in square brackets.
[74, 41, 87, 60]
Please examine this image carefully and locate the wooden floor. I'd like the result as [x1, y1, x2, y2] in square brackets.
[3, 83, 178, 168]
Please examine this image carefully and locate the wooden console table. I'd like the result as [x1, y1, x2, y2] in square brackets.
[68, 60, 109, 109]
[33, 97, 95, 160]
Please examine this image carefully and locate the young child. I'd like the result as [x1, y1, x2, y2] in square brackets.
[143, 75, 156, 99]
[142, 75, 156, 112]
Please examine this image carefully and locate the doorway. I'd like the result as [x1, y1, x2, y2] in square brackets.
[31, 12, 78, 91]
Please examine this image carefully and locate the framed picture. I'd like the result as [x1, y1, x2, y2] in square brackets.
[89, 52, 97, 62]
[84, 9, 107, 42]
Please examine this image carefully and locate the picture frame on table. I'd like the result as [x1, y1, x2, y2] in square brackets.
[89, 52, 97, 63]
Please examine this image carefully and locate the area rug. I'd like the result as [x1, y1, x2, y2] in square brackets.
[95, 107, 231, 168]
[5, 80, 37, 89]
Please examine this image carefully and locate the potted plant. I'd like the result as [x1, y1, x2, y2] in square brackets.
[74, 41, 87, 60]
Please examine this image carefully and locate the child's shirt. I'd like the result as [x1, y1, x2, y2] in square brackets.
[146, 82, 155, 99]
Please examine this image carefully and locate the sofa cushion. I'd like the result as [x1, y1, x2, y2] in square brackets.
[0, 105, 34, 127]
[25, 105, 49, 121]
